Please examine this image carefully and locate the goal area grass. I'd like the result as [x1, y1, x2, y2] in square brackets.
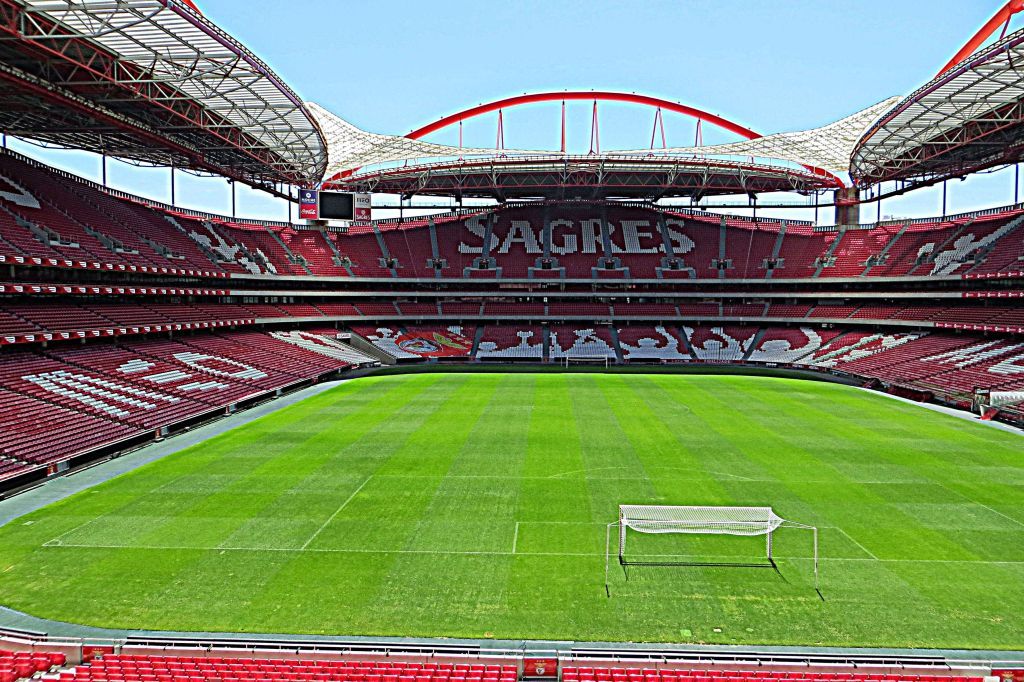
[0, 372, 1021, 649]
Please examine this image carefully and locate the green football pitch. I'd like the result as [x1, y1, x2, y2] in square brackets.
[1, 372, 1022, 649]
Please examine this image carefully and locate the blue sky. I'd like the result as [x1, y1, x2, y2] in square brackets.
[7, 0, 1023, 223]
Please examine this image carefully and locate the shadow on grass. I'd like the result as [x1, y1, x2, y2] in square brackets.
[618, 557, 792, 586]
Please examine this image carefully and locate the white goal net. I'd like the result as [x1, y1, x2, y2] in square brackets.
[973, 389, 1024, 419]
[619, 504, 785, 538]
[989, 390, 1024, 407]
[563, 355, 610, 368]
[979, 389, 1024, 409]
[605, 504, 818, 594]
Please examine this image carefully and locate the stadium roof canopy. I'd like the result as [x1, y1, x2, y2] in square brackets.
[329, 155, 833, 202]
[314, 95, 895, 182]
[617, 98, 901, 178]
[852, 26, 1024, 187]
[318, 2, 1024, 202]
[315, 92, 882, 201]
[308, 102, 529, 182]
[0, 0, 1017, 203]
[0, 0, 326, 193]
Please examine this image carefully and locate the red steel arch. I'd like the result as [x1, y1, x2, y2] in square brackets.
[325, 91, 844, 189]
[406, 91, 762, 141]
[938, 0, 1024, 76]
[404, 90, 841, 187]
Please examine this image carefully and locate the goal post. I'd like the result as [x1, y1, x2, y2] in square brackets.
[605, 505, 819, 595]
[563, 355, 610, 368]
[975, 388, 1024, 420]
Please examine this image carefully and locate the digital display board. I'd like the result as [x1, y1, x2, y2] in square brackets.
[318, 191, 355, 220]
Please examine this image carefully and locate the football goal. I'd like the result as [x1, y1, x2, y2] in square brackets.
[605, 505, 819, 595]
[974, 388, 1024, 419]
[563, 355, 611, 368]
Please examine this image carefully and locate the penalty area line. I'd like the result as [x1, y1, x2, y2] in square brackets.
[832, 527, 880, 561]
[44, 515, 108, 548]
[37, 544, 1024, 565]
[299, 475, 372, 551]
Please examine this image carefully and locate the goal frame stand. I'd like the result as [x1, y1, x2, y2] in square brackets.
[975, 388, 1024, 420]
[604, 505, 819, 598]
[562, 355, 610, 368]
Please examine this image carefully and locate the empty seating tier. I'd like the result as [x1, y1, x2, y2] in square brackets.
[562, 667, 981, 682]
[0, 330, 354, 482]
[48, 655, 516, 682]
[2, 147, 1024, 281]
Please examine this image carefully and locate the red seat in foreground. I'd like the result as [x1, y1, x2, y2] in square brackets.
[0, 649, 65, 682]
[50, 656, 516, 682]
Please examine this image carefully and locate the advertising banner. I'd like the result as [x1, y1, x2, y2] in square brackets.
[299, 189, 318, 220]
[353, 193, 371, 222]
[394, 329, 472, 357]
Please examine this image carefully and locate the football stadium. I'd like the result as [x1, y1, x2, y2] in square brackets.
[0, 0, 1022, 680]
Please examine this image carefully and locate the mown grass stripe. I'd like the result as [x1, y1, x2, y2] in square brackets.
[0, 373, 1021, 648]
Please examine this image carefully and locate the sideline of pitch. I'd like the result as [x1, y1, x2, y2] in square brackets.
[855, 386, 1024, 437]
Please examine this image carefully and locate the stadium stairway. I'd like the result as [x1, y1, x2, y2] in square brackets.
[861, 223, 907, 276]
[740, 329, 766, 361]
[811, 228, 845, 277]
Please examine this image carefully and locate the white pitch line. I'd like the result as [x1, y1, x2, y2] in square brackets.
[832, 527, 880, 561]
[299, 475, 372, 551]
[38, 543, 1024, 564]
[547, 466, 629, 479]
[45, 471, 218, 547]
[928, 482, 1024, 532]
[515, 520, 606, 525]
[970, 501, 1024, 530]
[545, 466, 755, 481]
[45, 515, 107, 547]
[511, 522, 519, 554]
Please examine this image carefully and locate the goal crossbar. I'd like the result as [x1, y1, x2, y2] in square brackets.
[605, 505, 819, 594]
[619, 505, 786, 536]
[563, 355, 610, 367]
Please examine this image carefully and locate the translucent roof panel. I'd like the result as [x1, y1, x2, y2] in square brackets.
[617, 98, 900, 179]
[312, 98, 897, 189]
[852, 27, 1024, 185]
[308, 102, 549, 183]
